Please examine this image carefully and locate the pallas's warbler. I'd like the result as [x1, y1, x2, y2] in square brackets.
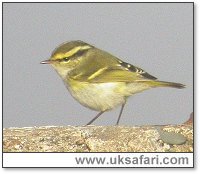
[41, 40, 185, 125]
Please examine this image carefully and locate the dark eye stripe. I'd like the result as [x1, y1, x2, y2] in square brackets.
[58, 57, 69, 62]
[73, 49, 89, 57]
[59, 47, 90, 63]
[66, 48, 89, 59]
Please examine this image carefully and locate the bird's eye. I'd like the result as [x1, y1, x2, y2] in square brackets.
[63, 57, 69, 62]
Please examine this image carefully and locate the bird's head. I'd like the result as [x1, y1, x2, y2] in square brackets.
[41, 40, 93, 78]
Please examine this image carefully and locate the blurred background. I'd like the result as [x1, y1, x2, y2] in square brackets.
[3, 3, 193, 127]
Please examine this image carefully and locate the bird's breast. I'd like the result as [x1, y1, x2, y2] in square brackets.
[64, 78, 126, 111]
[63, 77, 151, 111]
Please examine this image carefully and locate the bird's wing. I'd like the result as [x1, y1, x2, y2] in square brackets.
[69, 48, 157, 83]
[86, 65, 157, 83]
[70, 63, 157, 83]
[117, 61, 157, 80]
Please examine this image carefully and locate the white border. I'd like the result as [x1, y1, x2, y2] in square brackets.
[3, 153, 194, 168]
[1, 0, 196, 171]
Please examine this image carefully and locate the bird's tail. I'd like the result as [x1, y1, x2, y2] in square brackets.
[142, 80, 185, 89]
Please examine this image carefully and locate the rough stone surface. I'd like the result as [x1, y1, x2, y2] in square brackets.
[3, 124, 193, 152]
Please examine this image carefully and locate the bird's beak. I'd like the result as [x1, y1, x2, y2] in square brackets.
[40, 59, 53, 64]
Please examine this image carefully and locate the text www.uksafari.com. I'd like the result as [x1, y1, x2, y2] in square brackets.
[75, 154, 189, 166]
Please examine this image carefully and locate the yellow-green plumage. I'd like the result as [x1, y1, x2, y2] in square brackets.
[41, 40, 185, 125]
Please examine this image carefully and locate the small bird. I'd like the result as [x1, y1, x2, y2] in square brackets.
[41, 40, 185, 125]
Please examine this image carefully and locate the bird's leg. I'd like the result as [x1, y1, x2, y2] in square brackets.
[86, 111, 105, 125]
[116, 103, 126, 125]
